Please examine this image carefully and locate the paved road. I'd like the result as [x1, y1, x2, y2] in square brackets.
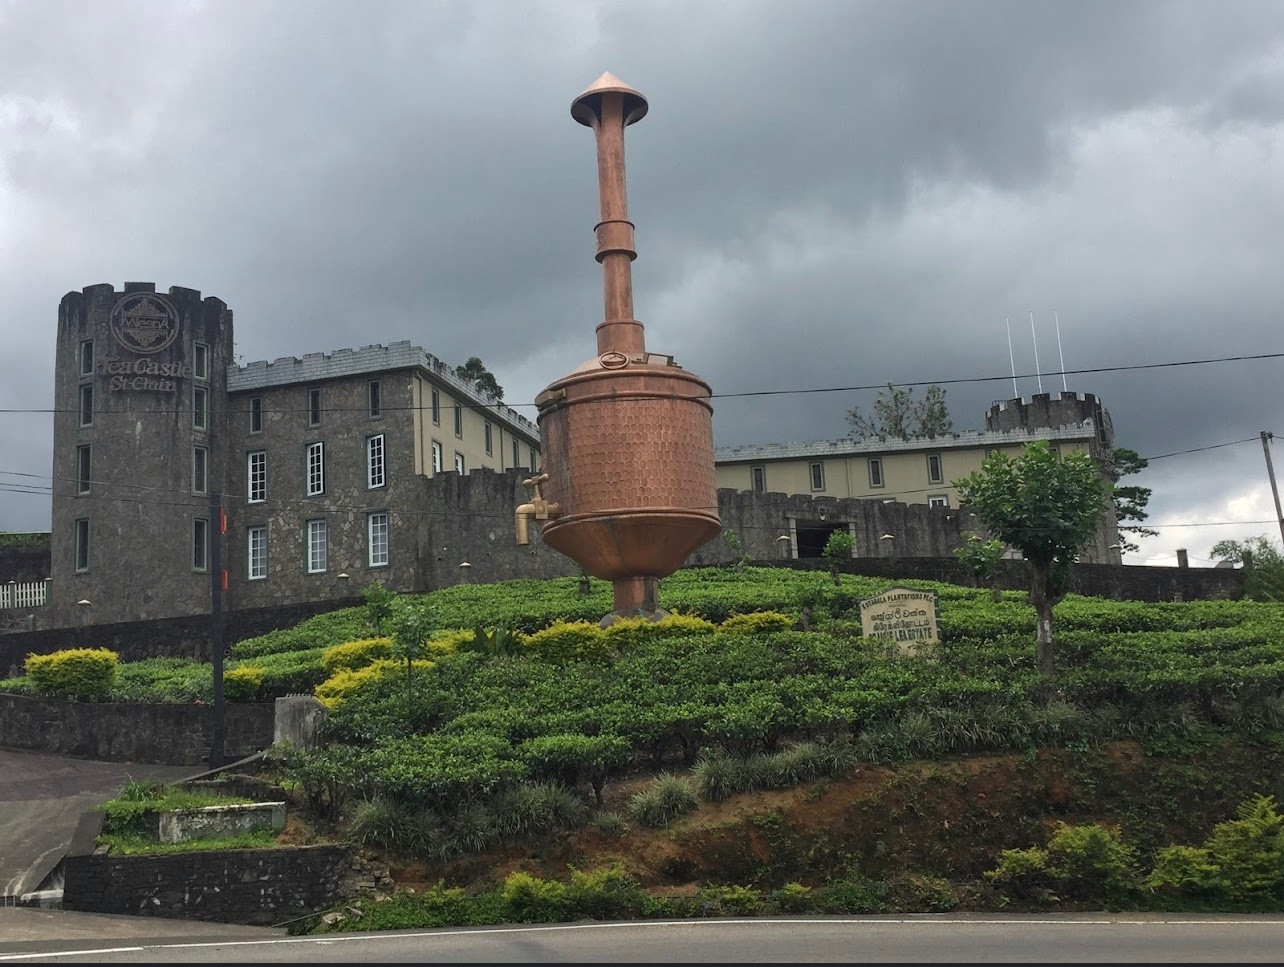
[0, 748, 196, 899]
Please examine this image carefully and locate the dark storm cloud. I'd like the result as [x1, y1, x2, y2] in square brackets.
[1, 0, 1282, 565]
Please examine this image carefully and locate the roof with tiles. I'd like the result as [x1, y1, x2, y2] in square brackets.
[227, 340, 538, 437]
[714, 420, 1099, 463]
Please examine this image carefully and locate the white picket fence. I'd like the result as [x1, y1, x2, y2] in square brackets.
[0, 580, 49, 610]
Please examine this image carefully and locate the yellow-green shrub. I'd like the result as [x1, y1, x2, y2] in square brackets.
[25, 648, 119, 701]
[427, 629, 475, 655]
[321, 637, 393, 674]
[315, 658, 434, 709]
[603, 612, 718, 649]
[524, 620, 608, 663]
[223, 665, 264, 702]
[717, 611, 795, 635]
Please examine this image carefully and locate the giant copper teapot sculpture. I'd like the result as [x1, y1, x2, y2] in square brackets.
[516, 73, 720, 619]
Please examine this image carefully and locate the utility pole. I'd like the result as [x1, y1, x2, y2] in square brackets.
[1262, 431, 1284, 549]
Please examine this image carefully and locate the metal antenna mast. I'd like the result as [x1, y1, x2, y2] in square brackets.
[1029, 311, 1043, 393]
[1005, 316, 1018, 398]
[1054, 310, 1068, 392]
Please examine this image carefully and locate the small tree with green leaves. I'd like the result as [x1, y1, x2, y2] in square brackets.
[954, 532, 1006, 601]
[1210, 535, 1284, 602]
[822, 530, 855, 585]
[390, 603, 437, 722]
[454, 356, 504, 401]
[363, 583, 397, 636]
[953, 440, 1107, 676]
[846, 383, 953, 439]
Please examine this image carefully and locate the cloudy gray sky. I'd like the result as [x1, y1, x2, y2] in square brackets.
[2, 0, 1283, 566]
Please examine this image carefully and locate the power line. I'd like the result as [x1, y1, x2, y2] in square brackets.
[1141, 437, 1262, 462]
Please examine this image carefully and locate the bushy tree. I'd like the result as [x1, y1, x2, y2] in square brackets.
[953, 441, 1107, 676]
[954, 532, 1006, 600]
[846, 383, 952, 439]
[1210, 535, 1284, 602]
[455, 356, 504, 401]
[822, 530, 855, 585]
[1108, 447, 1157, 554]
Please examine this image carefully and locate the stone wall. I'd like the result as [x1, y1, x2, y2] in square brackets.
[0, 542, 51, 582]
[62, 843, 369, 925]
[0, 693, 274, 764]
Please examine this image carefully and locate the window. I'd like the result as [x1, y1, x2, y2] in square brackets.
[453, 401, 463, 438]
[454, 452, 465, 474]
[868, 458, 884, 488]
[751, 466, 766, 493]
[927, 453, 943, 484]
[74, 518, 90, 572]
[810, 462, 824, 491]
[928, 494, 950, 508]
[78, 384, 93, 427]
[79, 339, 94, 377]
[513, 439, 521, 468]
[248, 451, 267, 503]
[193, 343, 209, 381]
[247, 526, 267, 580]
[367, 433, 386, 489]
[431, 440, 443, 473]
[192, 446, 208, 495]
[368, 512, 389, 567]
[484, 421, 493, 456]
[249, 397, 263, 434]
[306, 442, 325, 496]
[193, 387, 209, 430]
[75, 445, 91, 494]
[431, 388, 440, 425]
[192, 518, 209, 572]
[306, 518, 327, 573]
[529, 448, 538, 473]
[307, 388, 322, 427]
[368, 380, 382, 419]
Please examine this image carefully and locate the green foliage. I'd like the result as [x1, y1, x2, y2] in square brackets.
[222, 665, 264, 702]
[230, 608, 369, 658]
[98, 782, 255, 835]
[0, 531, 50, 551]
[698, 884, 764, 916]
[717, 610, 795, 635]
[454, 356, 504, 401]
[986, 821, 1140, 903]
[25, 647, 118, 701]
[1108, 447, 1157, 554]
[322, 637, 393, 674]
[694, 741, 855, 801]
[601, 612, 717, 649]
[524, 620, 609, 664]
[1148, 794, 1284, 904]
[363, 583, 398, 635]
[229, 648, 329, 699]
[628, 772, 698, 828]
[954, 532, 1005, 592]
[462, 625, 525, 657]
[846, 382, 952, 438]
[518, 733, 630, 804]
[97, 827, 278, 855]
[1211, 535, 1284, 603]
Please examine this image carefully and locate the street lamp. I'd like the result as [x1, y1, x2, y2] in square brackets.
[776, 534, 792, 560]
[76, 599, 91, 647]
[459, 561, 472, 584]
[880, 534, 895, 559]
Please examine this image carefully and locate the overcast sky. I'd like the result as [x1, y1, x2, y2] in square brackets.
[2, 0, 1283, 567]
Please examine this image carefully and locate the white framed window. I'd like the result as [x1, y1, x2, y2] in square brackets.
[193, 386, 209, 430]
[248, 450, 267, 503]
[431, 440, 443, 473]
[247, 525, 267, 580]
[249, 397, 263, 434]
[368, 380, 382, 419]
[751, 466, 766, 493]
[431, 388, 440, 425]
[928, 494, 950, 508]
[927, 453, 943, 484]
[809, 462, 824, 491]
[868, 458, 884, 488]
[192, 518, 209, 572]
[368, 512, 389, 567]
[306, 442, 325, 496]
[453, 401, 463, 438]
[74, 518, 90, 572]
[307, 387, 322, 427]
[454, 451, 465, 474]
[193, 343, 209, 381]
[79, 339, 94, 377]
[75, 444, 91, 494]
[484, 421, 493, 456]
[192, 446, 208, 495]
[78, 384, 93, 427]
[367, 434, 386, 489]
[306, 518, 328, 573]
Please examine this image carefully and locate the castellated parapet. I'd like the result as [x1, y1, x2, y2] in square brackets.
[986, 392, 1114, 454]
[50, 283, 234, 627]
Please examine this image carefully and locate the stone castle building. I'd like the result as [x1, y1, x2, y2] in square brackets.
[41, 280, 1120, 630]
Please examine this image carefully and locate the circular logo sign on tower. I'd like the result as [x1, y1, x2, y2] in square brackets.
[109, 293, 179, 354]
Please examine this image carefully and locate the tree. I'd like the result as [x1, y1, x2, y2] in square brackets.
[1210, 535, 1284, 602]
[1108, 447, 1157, 555]
[954, 532, 1006, 601]
[363, 582, 397, 636]
[455, 356, 504, 401]
[390, 602, 437, 723]
[822, 530, 855, 585]
[953, 440, 1107, 676]
[846, 383, 953, 439]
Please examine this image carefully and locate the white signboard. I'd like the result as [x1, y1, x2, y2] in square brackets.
[858, 586, 940, 649]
